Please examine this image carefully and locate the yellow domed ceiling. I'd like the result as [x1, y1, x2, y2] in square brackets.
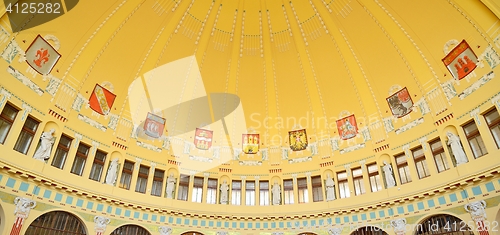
[1, 0, 500, 174]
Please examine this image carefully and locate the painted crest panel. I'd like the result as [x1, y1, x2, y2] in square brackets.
[89, 84, 116, 115]
[25, 35, 61, 75]
[336, 115, 358, 140]
[144, 113, 166, 138]
[289, 129, 308, 151]
[387, 87, 413, 118]
[242, 134, 259, 154]
[442, 40, 478, 80]
[194, 128, 213, 150]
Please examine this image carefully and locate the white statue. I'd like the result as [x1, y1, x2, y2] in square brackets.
[272, 181, 281, 205]
[105, 158, 119, 185]
[325, 173, 335, 201]
[14, 197, 36, 219]
[446, 132, 468, 165]
[383, 161, 396, 188]
[33, 129, 55, 161]
[391, 218, 407, 235]
[159, 226, 173, 235]
[94, 216, 110, 233]
[220, 180, 229, 204]
[328, 227, 343, 235]
[464, 200, 487, 221]
[166, 173, 176, 199]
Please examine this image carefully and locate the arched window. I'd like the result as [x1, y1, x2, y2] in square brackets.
[350, 226, 389, 235]
[298, 233, 318, 235]
[25, 211, 86, 235]
[180, 231, 204, 235]
[414, 214, 474, 235]
[110, 225, 151, 235]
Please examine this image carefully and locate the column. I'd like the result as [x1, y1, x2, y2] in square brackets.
[93, 216, 110, 235]
[255, 176, 260, 205]
[10, 197, 36, 235]
[465, 200, 490, 235]
[202, 173, 209, 203]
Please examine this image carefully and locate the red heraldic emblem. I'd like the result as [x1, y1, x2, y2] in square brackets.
[243, 134, 259, 154]
[25, 35, 61, 75]
[337, 115, 358, 140]
[442, 40, 478, 80]
[194, 128, 213, 150]
[144, 113, 166, 138]
[89, 84, 116, 115]
[387, 87, 413, 118]
[289, 129, 308, 151]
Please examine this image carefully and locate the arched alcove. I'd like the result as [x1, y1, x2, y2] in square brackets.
[110, 224, 151, 235]
[298, 232, 318, 235]
[350, 226, 388, 235]
[0, 202, 5, 235]
[180, 231, 204, 235]
[24, 210, 87, 235]
[413, 214, 474, 235]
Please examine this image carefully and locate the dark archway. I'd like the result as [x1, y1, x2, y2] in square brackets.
[24, 210, 87, 235]
[350, 226, 389, 235]
[110, 224, 151, 235]
[414, 214, 474, 235]
[298, 233, 318, 235]
[180, 231, 204, 235]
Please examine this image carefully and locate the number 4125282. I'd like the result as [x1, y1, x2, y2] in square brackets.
[6, 2, 61, 14]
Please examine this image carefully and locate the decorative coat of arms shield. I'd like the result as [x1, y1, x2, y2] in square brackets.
[442, 40, 478, 80]
[387, 87, 413, 118]
[89, 84, 116, 115]
[336, 115, 358, 140]
[144, 112, 166, 138]
[289, 129, 308, 151]
[243, 134, 259, 154]
[194, 128, 213, 150]
[25, 35, 61, 75]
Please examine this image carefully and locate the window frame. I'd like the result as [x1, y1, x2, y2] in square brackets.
[0, 103, 19, 144]
[70, 142, 90, 176]
[395, 153, 412, 184]
[89, 149, 107, 182]
[13, 115, 40, 154]
[51, 135, 72, 169]
[463, 120, 488, 158]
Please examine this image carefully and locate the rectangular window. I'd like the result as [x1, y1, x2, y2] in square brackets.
[231, 180, 242, 205]
[311, 176, 323, 202]
[151, 169, 164, 197]
[135, 165, 149, 193]
[297, 178, 308, 204]
[51, 135, 72, 169]
[463, 121, 488, 158]
[206, 178, 217, 204]
[177, 174, 189, 201]
[338, 171, 350, 198]
[13, 116, 39, 154]
[367, 163, 382, 192]
[0, 103, 19, 144]
[283, 179, 294, 204]
[119, 160, 134, 190]
[245, 181, 256, 206]
[259, 181, 269, 206]
[485, 108, 500, 148]
[430, 139, 449, 173]
[352, 167, 365, 195]
[70, 143, 90, 176]
[89, 150, 107, 181]
[412, 147, 430, 179]
[191, 177, 204, 203]
[395, 153, 412, 184]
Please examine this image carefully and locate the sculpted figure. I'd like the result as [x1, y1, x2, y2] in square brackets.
[33, 129, 55, 161]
